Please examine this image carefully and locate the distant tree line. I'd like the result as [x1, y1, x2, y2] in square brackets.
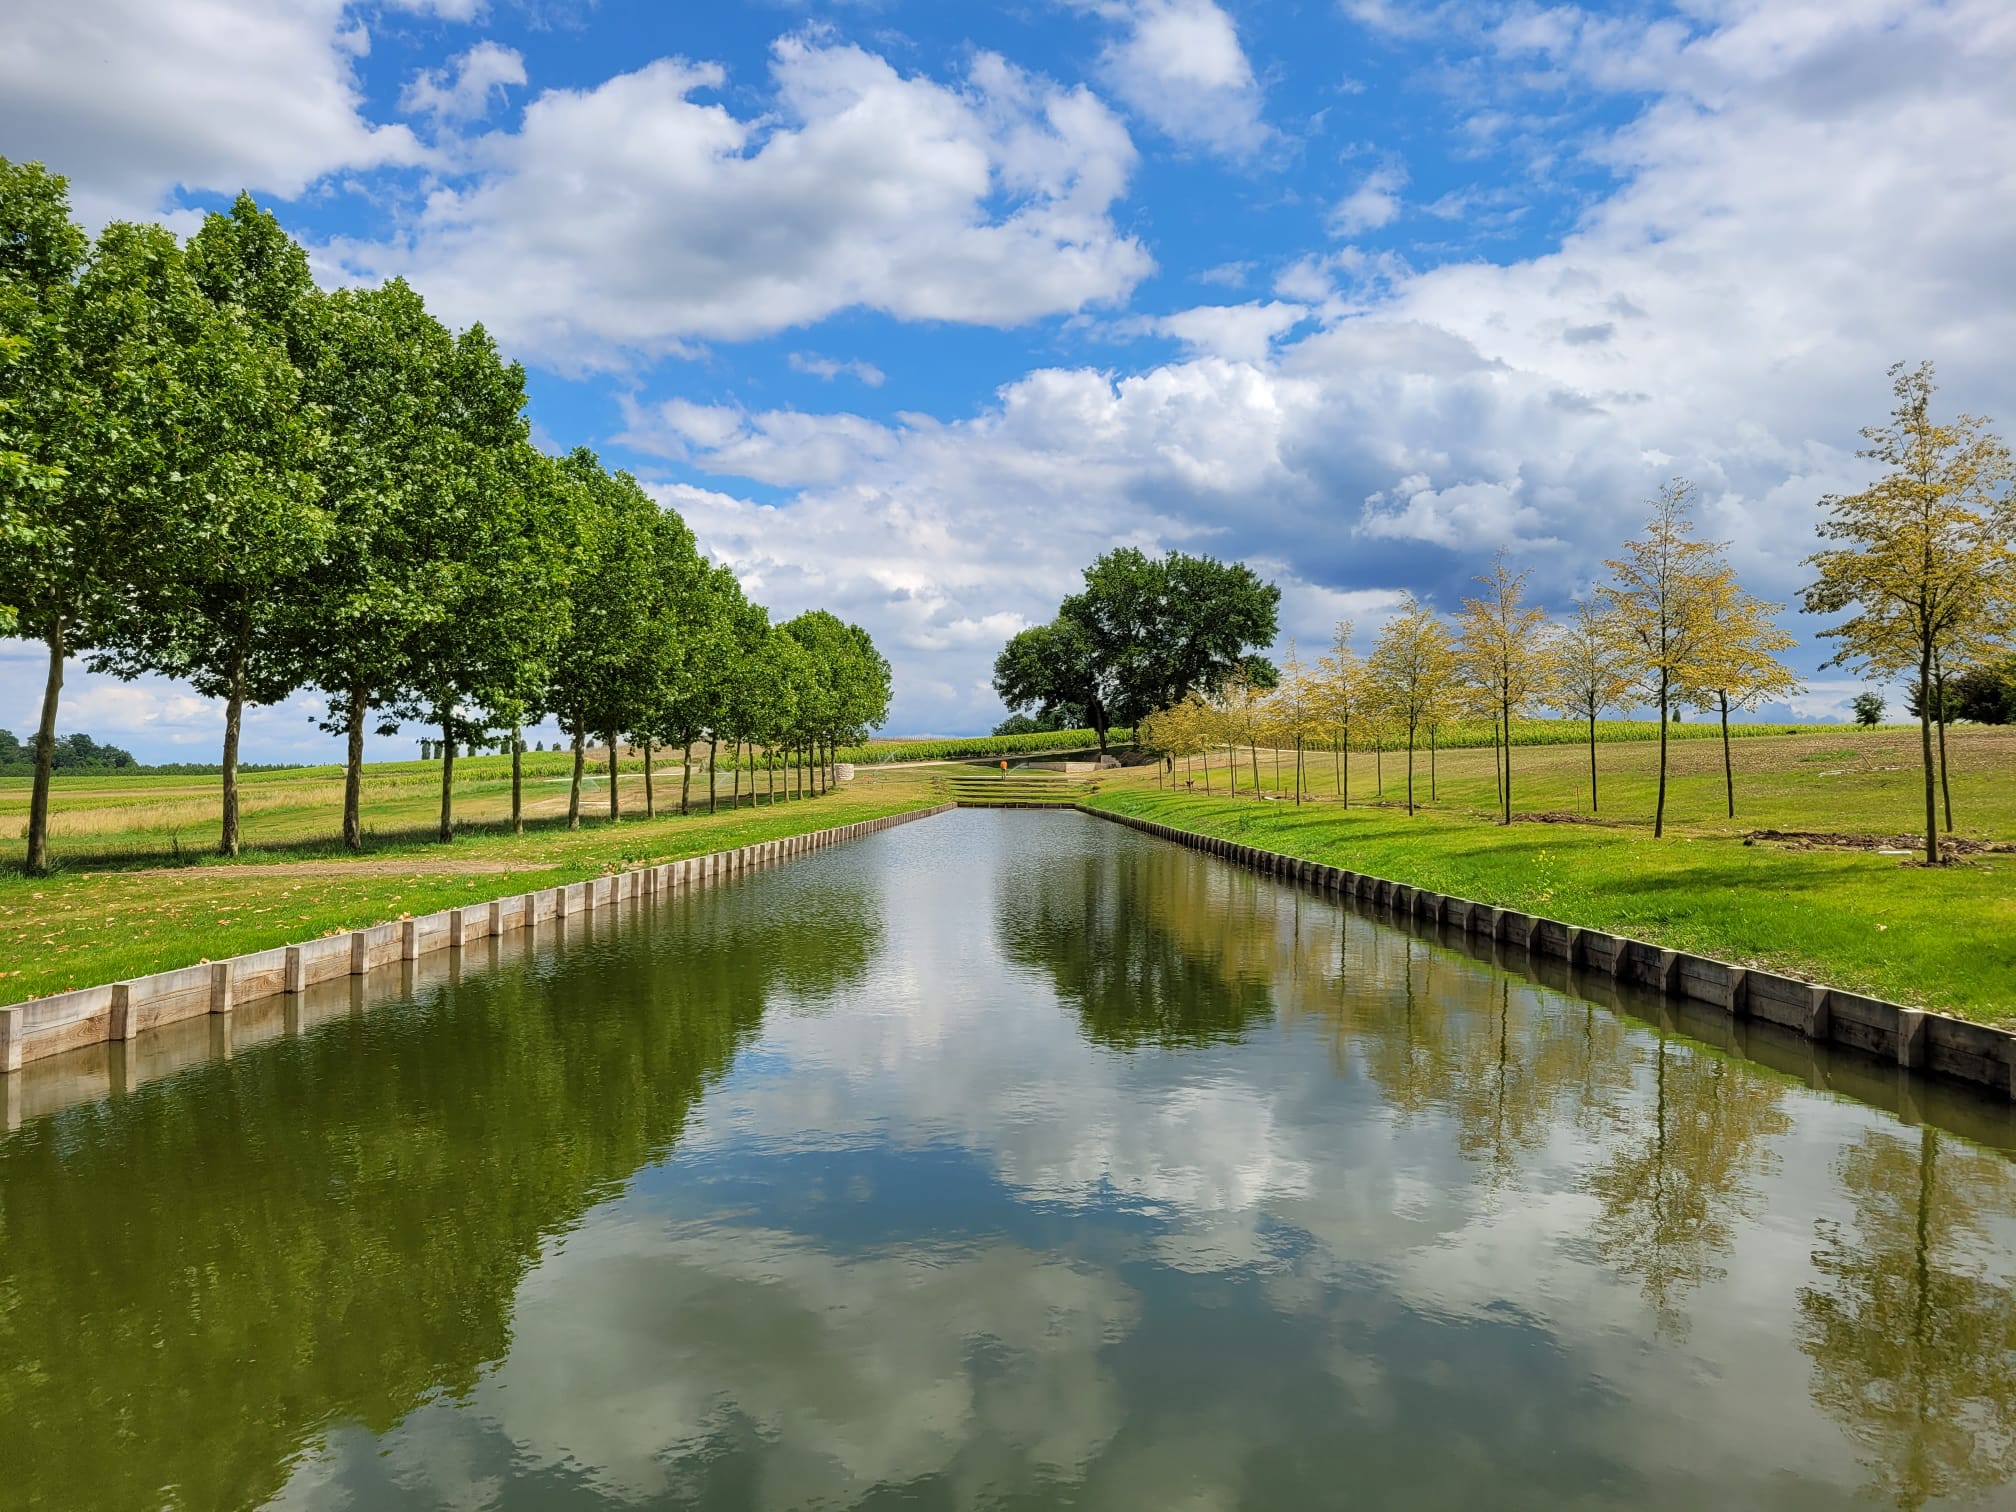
[1134, 364, 2015, 865]
[0, 160, 891, 874]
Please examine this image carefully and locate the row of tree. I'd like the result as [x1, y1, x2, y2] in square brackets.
[1139, 485, 1800, 831]
[1139, 367, 2016, 864]
[0, 160, 891, 873]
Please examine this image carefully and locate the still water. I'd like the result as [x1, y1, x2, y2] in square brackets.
[5, 809, 2016, 1511]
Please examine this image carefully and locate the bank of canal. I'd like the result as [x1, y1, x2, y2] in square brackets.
[3, 808, 2013, 1510]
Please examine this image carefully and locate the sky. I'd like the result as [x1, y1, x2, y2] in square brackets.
[3, 0, 2014, 762]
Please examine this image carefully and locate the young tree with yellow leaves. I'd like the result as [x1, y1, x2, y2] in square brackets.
[1601, 481, 1732, 838]
[1551, 597, 1633, 813]
[1366, 596, 1458, 816]
[1269, 642, 1329, 804]
[1316, 619, 1359, 806]
[1804, 363, 2015, 863]
[1457, 552, 1556, 825]
[1682, 583, 1800, 818]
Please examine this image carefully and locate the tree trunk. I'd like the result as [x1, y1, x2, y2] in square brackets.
[1917, 643, 1939, 863]
[1342, 729, 1350, 810]
[438, 712, 456, 842]
[1376, 742, 1383, 798]
[733, 739, 743, 808]
[644, 738, 655, 819]
[343, 682, 367, 851]
[768, 746, 776, 806]
[1588, 706, 1599, 812]
[1405, 723, 1416, 815]
[219, 632, 247, 857]
[1295, 735, 1303, 804]
[707, 736, 718, 815]
[567, 723, 585, 830]
[1655, 674, 1671, 840]
[1500, 690, 1512, 825]
[511, 725, 524, 835]
[1228, 744, 1237, 796]
[1934, 676, 1953, 833]
[607, 732, 620, 822]
[1273, 741, 1281, 795]
[1429, 725, 1437, 802]
[680, 738, 693, 815]
[25, 620, 65, 876]
[1491, 716, 1503, 815]
[1720, 689, 1734, 819]
[1250, 741, 1261, 793]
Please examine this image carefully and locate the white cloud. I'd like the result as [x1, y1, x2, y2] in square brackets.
[0, 0, 422, 223]
[1072, 0, 1272, 158]
[386, 0, 489, 17]
[606, 0, 2016, 733]
[1120, 300, 1310, 363]
[789, 352, 887, 386]
[400, 41, 527, 122]
[342, 37, 1152, 367]
[1330, 165, 1407, 235]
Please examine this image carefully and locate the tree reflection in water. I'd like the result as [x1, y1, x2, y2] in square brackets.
[1798, 1126, 2016, 1510]
[0, 875, 882, 1512]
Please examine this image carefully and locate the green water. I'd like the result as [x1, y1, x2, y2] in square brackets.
[4, 809, 2015, 1511]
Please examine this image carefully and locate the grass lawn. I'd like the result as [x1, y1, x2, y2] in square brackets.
[1094, 725, 2016, 1025]
[0, 757, 947, 999]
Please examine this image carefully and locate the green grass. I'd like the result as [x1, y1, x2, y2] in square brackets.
[1095, 725, 2016, 1024]
[0, 760, 946, 1000]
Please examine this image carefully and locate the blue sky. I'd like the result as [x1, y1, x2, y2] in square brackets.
[4, 0, 2014, 760]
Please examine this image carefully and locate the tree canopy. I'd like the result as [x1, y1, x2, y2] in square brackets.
[993, 548, 1279, 749]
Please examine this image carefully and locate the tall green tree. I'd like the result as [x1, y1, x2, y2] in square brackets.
[2, 171, 227, 873]
[394, 331, 574, 842]
[1804, 363, 2015, 863]
[297, 279, 463, 851]
[86, 193, 329, 855]
[994, 549, 1279, 750]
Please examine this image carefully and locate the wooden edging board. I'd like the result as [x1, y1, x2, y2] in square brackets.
[1074, 804, 2016, 1102]
[0, 805, 956, 1077]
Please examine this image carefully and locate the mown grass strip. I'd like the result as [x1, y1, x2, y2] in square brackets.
[1083, 788, 2016, 1026]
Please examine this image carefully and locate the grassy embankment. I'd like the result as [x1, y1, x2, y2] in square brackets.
[1091, 724, 2016, 1025]
[0, 753, 947, 999]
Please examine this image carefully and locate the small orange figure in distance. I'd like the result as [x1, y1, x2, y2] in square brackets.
[1000, 759, 1009, 777]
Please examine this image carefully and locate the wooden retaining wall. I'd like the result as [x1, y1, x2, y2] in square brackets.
[0, 805, 954, 1076]
[1079, 805, 2016, 1102]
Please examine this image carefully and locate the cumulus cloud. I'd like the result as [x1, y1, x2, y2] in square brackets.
[640, 0, 2016, 728]
[789, 352, 887, 386]
[1119, 300, 1311, 363]
[340, 37, 1152, 367]
[1071, 0, 1273, 157]
[399, 40, 527, 122]
[0, 0, 422, 222]
[1330, 165, 1406, 235]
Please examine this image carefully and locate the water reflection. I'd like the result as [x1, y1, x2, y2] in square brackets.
[1799, 1127, 2016, 1509]
[0, 875, 882, 1512]
[2, 810, 2014, 1512]
[995, 838, 1277, 1048]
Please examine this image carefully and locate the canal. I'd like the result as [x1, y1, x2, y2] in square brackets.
[3, 808, 2014, 1510]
